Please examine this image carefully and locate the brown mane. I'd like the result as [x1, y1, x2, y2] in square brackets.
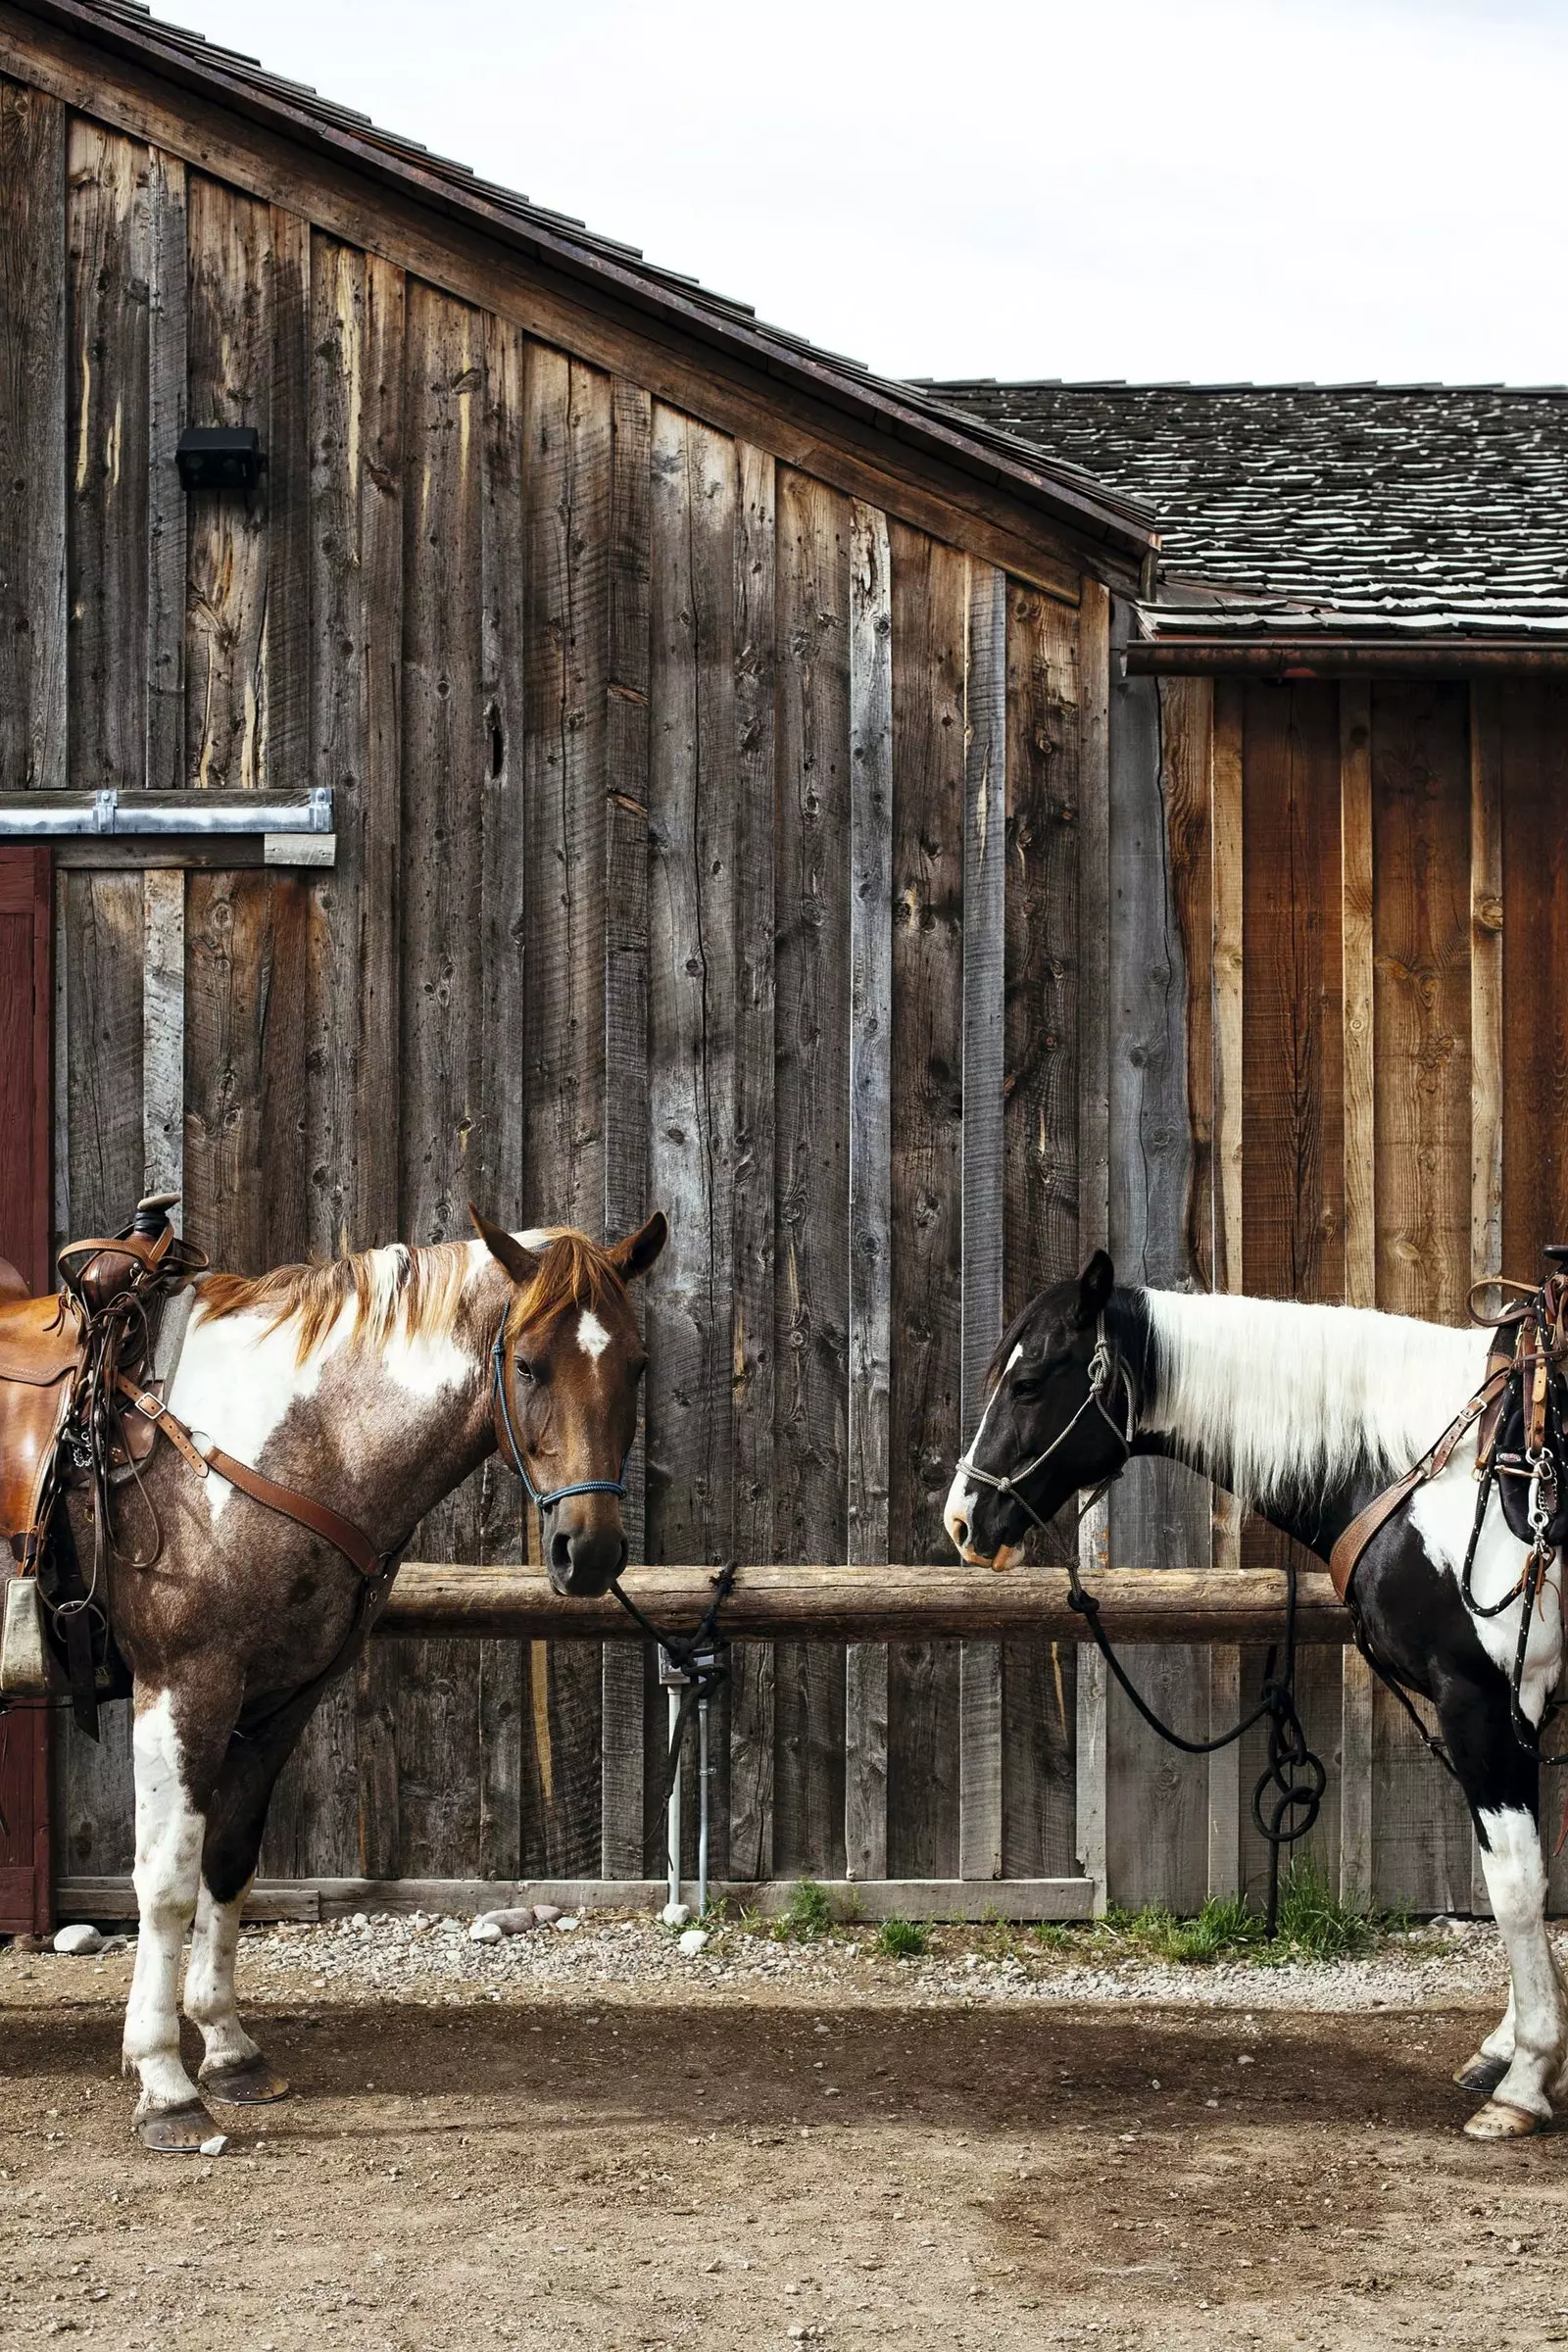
[195, 1228, 627, 1366]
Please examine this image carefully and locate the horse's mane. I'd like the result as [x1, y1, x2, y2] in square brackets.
[197, 1228, 623, 1367]
[1140, 1289, 1488, 1511]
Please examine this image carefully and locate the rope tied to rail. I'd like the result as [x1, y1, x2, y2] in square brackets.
[1065, 1549, 1326, 1936]
[612, 1559, 735, 1810]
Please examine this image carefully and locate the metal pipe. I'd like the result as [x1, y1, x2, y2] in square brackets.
[697, 1694, 710, 1919]
[0, 787, 334, 838]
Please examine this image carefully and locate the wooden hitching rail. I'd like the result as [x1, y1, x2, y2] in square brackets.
[380, 1563, 1352, 1646]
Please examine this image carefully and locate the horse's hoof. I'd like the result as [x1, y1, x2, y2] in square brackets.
[200, 2056, 291, 2105]
[1463, 2096, 1544, 2140]
[1453, 2051, 1509, 2094]
[135, 2100, 214, 2155]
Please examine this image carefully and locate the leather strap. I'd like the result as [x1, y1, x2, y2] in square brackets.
[116, 1376, 389, 1582]
[1329, 1367, 1512, 1602]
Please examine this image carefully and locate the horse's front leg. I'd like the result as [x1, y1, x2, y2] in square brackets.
[122, 1683, 235, 2152]
[1442, 1673, 1563, 2138]
[186, 1705, 316, 2108]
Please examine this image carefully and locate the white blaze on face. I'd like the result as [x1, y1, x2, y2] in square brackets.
[943, 1344, 1021, 1561]
[576, 1308, 611, 1365]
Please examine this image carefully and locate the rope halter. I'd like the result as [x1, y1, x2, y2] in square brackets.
[490, 1310, 630, 1523]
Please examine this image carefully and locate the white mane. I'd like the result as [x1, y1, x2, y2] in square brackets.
[1139, 1289, 1491, 1512]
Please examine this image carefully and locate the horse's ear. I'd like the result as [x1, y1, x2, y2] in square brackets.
[609, 1210, 668, 1283]
[1075, 1250, 1114, 1328]
[468, 1203, 542, 1288]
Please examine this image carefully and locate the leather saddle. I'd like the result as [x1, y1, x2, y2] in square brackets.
[0, 1198, 206, 1732]
[0, 1291, 85, 1568]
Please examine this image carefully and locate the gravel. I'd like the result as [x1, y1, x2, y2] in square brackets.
[190, 1905, 1523, 2014]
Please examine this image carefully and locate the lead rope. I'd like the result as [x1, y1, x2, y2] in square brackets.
[962, 1322, 1327, 1937]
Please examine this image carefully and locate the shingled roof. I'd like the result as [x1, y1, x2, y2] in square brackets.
[926, 381, 1568, 657]
[9, 0, 1155, 564]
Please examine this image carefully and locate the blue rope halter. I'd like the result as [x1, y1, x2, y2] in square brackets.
[490, 1310, 631, 1521]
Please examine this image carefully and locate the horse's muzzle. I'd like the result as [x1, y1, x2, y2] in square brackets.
[546, 1519, 628, 1597]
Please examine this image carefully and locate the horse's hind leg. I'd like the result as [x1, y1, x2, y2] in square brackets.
[1442, 1674, 1563, 2138]
[185, 1723, 298, 2107]
[1454, 1983, 1514, 2095]
[122, 1688, 224, 2151]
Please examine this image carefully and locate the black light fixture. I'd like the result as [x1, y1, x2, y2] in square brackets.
[175, 425, 263, 494]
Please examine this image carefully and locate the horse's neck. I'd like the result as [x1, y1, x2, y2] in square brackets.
[174, 1245, 507, 1552]
[1114, 1285, 1489, 1557]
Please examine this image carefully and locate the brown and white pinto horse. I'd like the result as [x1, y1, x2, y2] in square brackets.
[70, 1205, 663, 2152]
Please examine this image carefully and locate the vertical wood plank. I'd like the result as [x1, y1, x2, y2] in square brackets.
[728, 442, 778, 1881]
[646, 403, 737, 1879]
[519, 346, 612, 1876]
[1075, 577, 1110, 1912]
[1210, 679, 1246, 1892]
[1000, 583, 1080, 1877]
[958, 560, 1006, 1885]
[266, 205, 311, 791]
[0, 75, 67, 794]
[55, 873, 142, 1877]
[67, 122, 149, 794]
[1370, 681, 1475, 1911]
[141, 869, 183, 1207]
[886, 525, 965, 1880]
[1105, 604, 1207, 1913]
[844, 500, 892, 1883]
[144, 148, 186, 795]
[471, 309, 530, 1883]
[1236, 682, 1346, 1903]
[184, 175, 270, 794]
[287, 240, 405, 1880]
[601, 377, 652, 1881]
[383, 281, 486, 1878]
[306, 240, 405, 1262]
[1339, 678, 1376, 1909]
[772, 466, 851, 1875]
[1162, 677, 1234, 1896]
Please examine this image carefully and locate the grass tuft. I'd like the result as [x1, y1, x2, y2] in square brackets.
[776, 1878, 834, 1940]
[875, 1917, 929, 1959]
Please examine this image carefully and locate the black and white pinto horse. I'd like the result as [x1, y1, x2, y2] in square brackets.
[944, 1253, 1564, 2142]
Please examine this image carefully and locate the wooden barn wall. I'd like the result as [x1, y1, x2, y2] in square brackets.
[12, 78, 1566, 1914]
[11, 92, 1096, 1898]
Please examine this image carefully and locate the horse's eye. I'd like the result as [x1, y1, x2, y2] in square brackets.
[514, 1357, 538, 1386]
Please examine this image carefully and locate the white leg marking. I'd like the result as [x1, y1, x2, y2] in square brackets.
[1477, 1805, 1563, 2121]
[1481, 1982, 1517, 2067]
[122, 1692, 206, 2117]
[186, 1877, 261, 2076]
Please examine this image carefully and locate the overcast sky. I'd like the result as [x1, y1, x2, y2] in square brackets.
[156, 0, 1565, 386]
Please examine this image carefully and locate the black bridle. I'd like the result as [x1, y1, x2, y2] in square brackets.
[956, 1318, 1136, 1541]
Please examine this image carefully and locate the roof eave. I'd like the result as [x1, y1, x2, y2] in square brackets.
[16, 0, 1158, 562]
[1126, 633, 1568, 678]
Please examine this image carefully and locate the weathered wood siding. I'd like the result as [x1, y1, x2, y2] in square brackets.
[22, 93, 1102, 1898]
[17, 73, 1568, 1913]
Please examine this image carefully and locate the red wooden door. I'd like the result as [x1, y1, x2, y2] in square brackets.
[0, 846, 54, 1934]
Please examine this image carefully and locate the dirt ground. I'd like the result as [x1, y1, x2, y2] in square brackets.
[3, 1944, 1568, 2350]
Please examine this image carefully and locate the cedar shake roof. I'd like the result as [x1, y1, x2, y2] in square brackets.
[925, 381, 1568, 648]
[15, 0, 1156, 561]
